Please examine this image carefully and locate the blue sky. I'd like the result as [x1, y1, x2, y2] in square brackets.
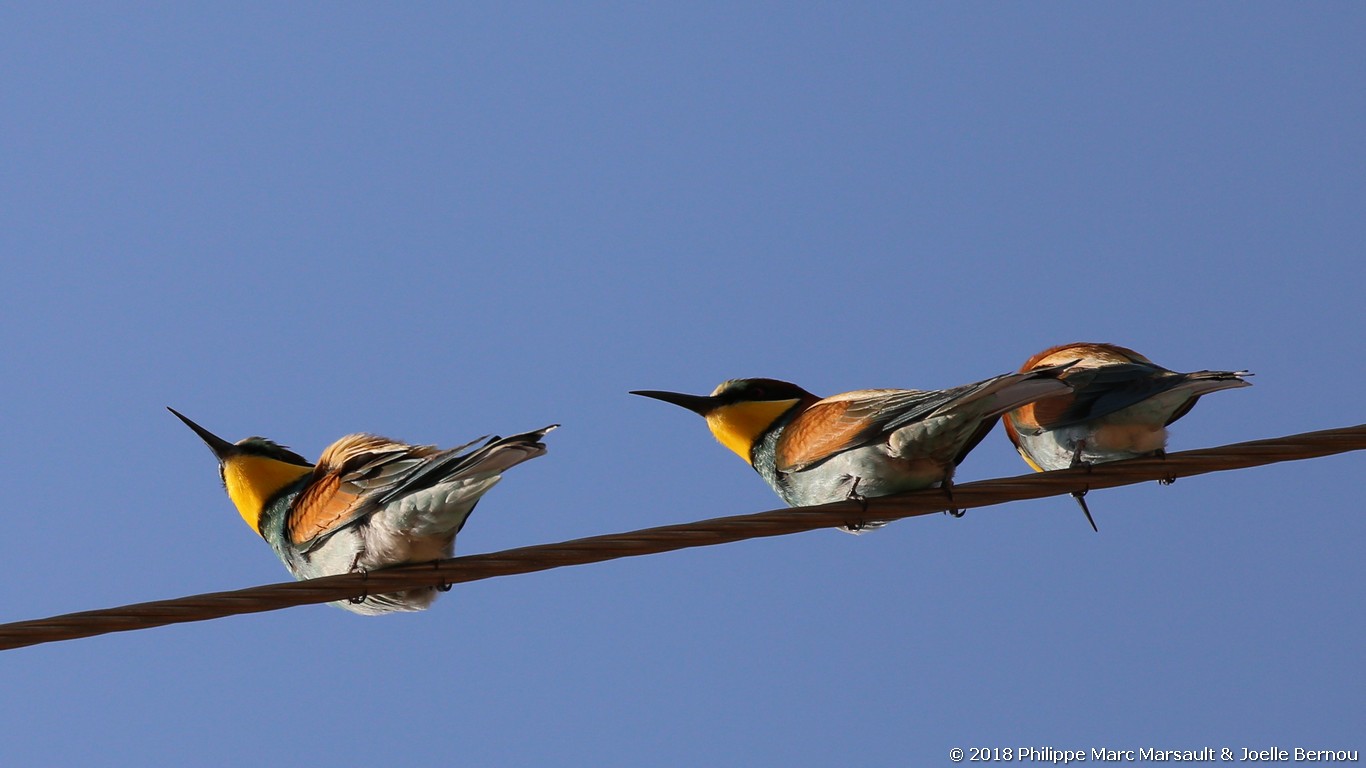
[2, 4, 1362, 765]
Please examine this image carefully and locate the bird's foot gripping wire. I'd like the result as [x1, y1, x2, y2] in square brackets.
[348, 555, 370, 605]
[942, 478, 964, 518]
[434, 560, 453, 592]
[1154, 449, 1178, 485]
[846, 477, 870, 511]
[841, 477, 873, 533]
[348, 570, 370, 605]
[1069, 440, 1089, 469]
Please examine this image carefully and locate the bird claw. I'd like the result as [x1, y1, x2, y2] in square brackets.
[1069, 441, 1091, 470]
[1154, 449, 1177, 485]
[942, 479, 964, 518]
[348, 562, 369, 605]
[842, 478, 872, 532]
[434, 560, 453, 592]
[845, 478, 869, 511]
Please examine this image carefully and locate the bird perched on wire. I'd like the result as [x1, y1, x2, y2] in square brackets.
[1002, 342, 1252, 532]
[170, 408, 556, 614]
[631, 366, 1074, 532]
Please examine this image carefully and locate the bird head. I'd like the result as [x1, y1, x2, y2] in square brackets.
[631, 378, 815, 464]
[1021, 342, 1154, 372]
[168, 408, 313, 535]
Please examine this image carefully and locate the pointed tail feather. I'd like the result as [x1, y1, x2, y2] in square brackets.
[377, 425, 558, 505]
[964, 362, 1077, 420]
[1176, 370, 1253, 398]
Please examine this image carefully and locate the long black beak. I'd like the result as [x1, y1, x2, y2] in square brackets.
[1071, 492, 1099, 533]
[629, 390, 720, 416]
[167, 407, 237, 462]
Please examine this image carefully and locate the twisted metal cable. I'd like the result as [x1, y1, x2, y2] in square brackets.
[2, 423, 1363, 651]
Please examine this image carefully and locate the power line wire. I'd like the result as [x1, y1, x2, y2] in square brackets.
[2, 423, 1362, 651]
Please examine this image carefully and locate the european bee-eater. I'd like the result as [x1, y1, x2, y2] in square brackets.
[631, 365, 1074, 532]
[1002, 342, 1251, 531]
[170, 408, 555, 614]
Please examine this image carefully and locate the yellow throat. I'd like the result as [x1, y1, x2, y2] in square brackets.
[221, 454, 312, 533]
[704, 399, 801, 464]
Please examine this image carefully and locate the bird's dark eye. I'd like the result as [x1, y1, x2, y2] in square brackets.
[748, 385, 767, 398]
